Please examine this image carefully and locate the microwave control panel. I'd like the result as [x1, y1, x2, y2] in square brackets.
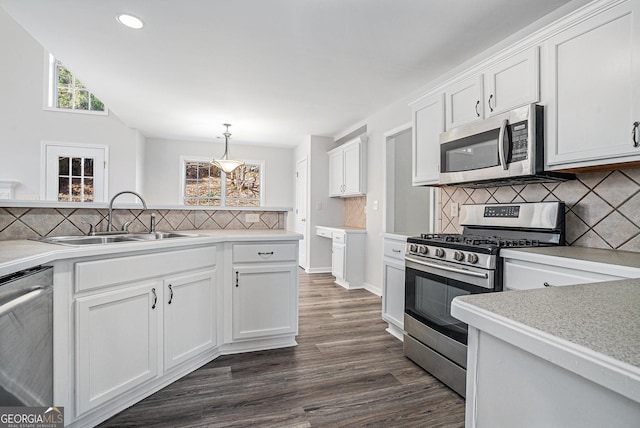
[510, 120, 528, 162]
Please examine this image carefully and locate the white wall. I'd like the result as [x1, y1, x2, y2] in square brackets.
[0, 8, 143, 202]
[143, 137, 294, 219]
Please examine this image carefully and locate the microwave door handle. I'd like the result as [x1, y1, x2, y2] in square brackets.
[498, 118, 509, 170]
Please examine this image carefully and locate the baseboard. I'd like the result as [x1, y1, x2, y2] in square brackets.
[305, 267, 332, 274]
[364, 282, 382, 297]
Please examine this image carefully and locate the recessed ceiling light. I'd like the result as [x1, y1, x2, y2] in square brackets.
[116, 14, 144, 30]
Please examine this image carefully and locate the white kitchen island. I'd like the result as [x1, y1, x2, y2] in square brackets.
[451, 279, 640, 428]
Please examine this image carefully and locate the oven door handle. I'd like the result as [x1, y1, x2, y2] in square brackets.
[498, 118, 509, 171]
[405, 256, 488, 279]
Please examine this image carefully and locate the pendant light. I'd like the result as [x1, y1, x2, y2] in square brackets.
[211, 123, 244, 174]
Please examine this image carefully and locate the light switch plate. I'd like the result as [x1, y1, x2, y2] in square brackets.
[245, 213, 260, 223]
[450, 202, 459, 217]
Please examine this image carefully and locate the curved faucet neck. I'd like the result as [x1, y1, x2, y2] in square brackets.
[107, 191, 148, 231]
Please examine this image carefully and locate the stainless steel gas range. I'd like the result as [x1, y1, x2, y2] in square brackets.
[403, 201, 565, 397]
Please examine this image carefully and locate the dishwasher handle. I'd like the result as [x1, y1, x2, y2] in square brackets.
[0, 286, 50, 318]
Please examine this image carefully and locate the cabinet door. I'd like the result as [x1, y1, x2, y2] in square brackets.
[233, 263, 297, 340]
[545, 1, 640, 168]
[76, 282, 160, 414]
[382, 257, 405, 329]
[342, 142, 362, 195]
[331, 243, 346, 280]
[164, 269, 217, 371]
[328, 149, 345, 196]
[412, 93, 444, 185]
[445, 74, 484, 129]
[484, 47, 539, 116]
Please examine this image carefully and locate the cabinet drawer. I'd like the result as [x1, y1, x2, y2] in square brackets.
[503, 260, 622, 291]
[75, 247, 216, 292]
[316, 227, 332, 238]
[332, 232, 346, 243]
[384, 240, 406, 260]
[233, 243, 297, 263]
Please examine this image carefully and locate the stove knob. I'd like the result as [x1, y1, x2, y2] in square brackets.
[409, 244, 417, 253]
[467, 253, 479, 264]
[453, 251, 464, 262]
[419, 245, 428, 255]
[434, 248, 445, 258]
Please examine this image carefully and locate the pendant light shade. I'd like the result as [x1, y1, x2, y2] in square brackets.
[212, 123, 244, 174]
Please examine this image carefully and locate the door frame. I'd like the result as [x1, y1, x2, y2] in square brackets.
[295, 157, 309, 270]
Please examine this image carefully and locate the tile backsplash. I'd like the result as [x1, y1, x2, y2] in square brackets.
[439, 167, 640, 252]
[345, 196, 366, 229]
[0, 208, 286, 241]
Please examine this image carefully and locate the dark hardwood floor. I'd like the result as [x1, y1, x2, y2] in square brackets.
[99, 270, 465, 427]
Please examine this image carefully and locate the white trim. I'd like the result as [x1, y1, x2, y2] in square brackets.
[363, 282, 382, 297]
[383, 122, 412, 138]
[40, 141, 109, 202]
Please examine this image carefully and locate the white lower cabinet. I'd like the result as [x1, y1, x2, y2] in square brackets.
[233, 264, 297, 340]
[232, 242, 298, 341]
[164, 270, 217, 370]
[331, 242, 346, 280]
[382, 236, 406, 340]
[75, 281, 161, 415]
[503, 258, 623, 291]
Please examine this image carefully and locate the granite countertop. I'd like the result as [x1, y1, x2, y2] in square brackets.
[452, 278, 640, 403]
[0, 229, 302, 277]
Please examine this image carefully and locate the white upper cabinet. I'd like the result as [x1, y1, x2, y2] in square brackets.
[445, 74, 484, 129]
[328, 136, 367, 197]
[483, 47, 540, 116]
[544, 0, 640, 169]
[411, 93, 444, 186]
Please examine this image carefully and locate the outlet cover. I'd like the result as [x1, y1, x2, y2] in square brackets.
[450, 202, 459, 218]
[245, 213, 260, 223]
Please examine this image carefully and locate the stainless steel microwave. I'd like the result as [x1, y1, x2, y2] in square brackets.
[439, 104, 573, 187]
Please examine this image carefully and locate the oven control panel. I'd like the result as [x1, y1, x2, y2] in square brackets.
[405, 243, 495, 270]
[484, 205, 520, 218]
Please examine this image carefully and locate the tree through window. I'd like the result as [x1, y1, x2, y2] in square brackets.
[47, 55, 105, 113]
[184, 161, 262, 207]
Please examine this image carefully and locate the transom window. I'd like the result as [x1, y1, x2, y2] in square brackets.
[47, 54, 106, 113]
[57, 156, 95, 202]
[183, 160, 263, 207]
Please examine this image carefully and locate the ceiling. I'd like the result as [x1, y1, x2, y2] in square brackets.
[1, 0, 583, 147]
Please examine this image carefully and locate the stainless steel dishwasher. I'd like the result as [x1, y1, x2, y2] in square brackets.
[0, 265, 53, 406]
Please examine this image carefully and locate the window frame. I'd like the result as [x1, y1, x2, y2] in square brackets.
[44, 53, 108, 116]
[179, 156, 265, 207]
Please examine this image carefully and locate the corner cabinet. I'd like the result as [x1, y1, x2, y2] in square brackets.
[328, 136, 367, 197]
[232, 242, 298, 341]
[411, 93, 444, 186]
[544, 0, 640, 170]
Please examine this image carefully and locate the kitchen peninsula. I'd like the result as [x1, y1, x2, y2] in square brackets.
[452, 279, 640, 428]
[0, 229, 301, 428]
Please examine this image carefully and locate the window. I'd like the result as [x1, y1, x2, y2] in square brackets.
[182, 159, 263, 207]
[43, 142, 108, 202]
[46, 54, 106, 113]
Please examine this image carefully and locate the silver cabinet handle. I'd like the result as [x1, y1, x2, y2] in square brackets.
[543, 282, 553, 287]
[488, 94, 494, 112]
[633, 121, 639, 147]
[475, 100, 480, 117]
[258, 251, 274, 256]
[392, 249, 401, 253]
[168, 284, 173, 304]
[235, 271, 239, 287]
[151, 288, 157, 309]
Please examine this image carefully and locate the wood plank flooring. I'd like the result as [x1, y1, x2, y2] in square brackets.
[99, 270, 465, 427]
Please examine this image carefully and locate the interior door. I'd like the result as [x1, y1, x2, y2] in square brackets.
[295, 158, 308, 269]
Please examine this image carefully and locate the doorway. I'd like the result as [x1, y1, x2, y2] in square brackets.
[295, 157, 308, 269]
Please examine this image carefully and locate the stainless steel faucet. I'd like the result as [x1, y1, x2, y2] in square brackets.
[107, 190, 148, 232]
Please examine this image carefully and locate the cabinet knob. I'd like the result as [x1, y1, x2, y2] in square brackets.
[633, 121, 639, 148]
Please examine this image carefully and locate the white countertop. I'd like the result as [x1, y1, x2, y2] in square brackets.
[452, 278, 640, 403]
[315, 225, 366, 233]
[501, 246, 640, 278]
[0, 229, 302, 277]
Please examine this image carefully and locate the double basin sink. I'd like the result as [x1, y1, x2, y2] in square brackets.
[37, 232, 198, 246]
